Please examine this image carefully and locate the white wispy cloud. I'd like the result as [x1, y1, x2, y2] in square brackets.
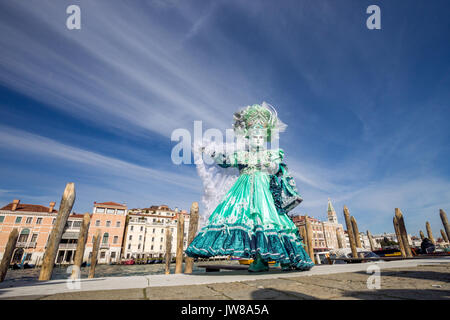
[0, 125, 199, 190]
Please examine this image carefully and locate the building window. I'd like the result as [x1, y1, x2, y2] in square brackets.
[160, 245, 162, 250]
[140, 226, 143, 232]
[18, 229, 30, 242]
[153, 228, 155, 233]
[151, 245, 154, 250]
[102, 233, 109, 244]
[65, 221, 72, 229]
[128, 244, 131, 249]
[130, 226, 134, 231]
[106, 221, 111, 227]
[129, 235, 132, 240]
[113, 236, 118, 244]
[96, 207, 105, 213]
[161, 229, 164, 233]
[116, 221, 121, 228]
[152, 237, 154, 242]
[26, 217, 33, 224]
[36, 217, 42, 224]
[0, 216, 4, 223]
[15, 217, 22, 224]
[138, 244, 141, 249]
[95, 220, 100, 226]
[107, 208, 115, 214]
[73, 221, 81, 228]
[31, 233, 38, 243]
[139, 235, 142, 241]
[161, 237, 163, 242]
[117, 209, 125, 215]
[127, 253, 130, 258]
[100, 252, 106, 259]
[111, 252, 116, 259]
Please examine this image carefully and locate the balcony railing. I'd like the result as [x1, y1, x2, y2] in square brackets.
[58, 243, 78, 249]
[100, 243, 110, 249]
[16, 241, 36, 248]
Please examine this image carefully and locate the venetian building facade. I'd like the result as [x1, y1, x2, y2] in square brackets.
[0, 199, 58, 265]
[55, 213, 87, 264]
[291, 215, 328, 253]
[84, 201, 127, 264]
[123, 205, 190, 259]
[290, 199, 345, 253]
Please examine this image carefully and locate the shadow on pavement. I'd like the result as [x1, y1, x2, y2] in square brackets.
[354, 270, 450, 283]
[342, 288, 450, 300]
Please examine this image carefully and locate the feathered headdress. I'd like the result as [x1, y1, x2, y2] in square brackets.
[232, 102, 287, 141]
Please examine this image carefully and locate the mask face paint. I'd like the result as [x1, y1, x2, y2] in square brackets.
[248, 128, 266, 150]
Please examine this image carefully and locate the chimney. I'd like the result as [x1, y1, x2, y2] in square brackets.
[49, 201, 56, 213]
[11, 199, 20, 211]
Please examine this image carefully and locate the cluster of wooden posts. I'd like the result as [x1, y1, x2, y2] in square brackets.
[165, 201, 199, 275]
[298, 206, 450, 264]
[393, 208, 450, 257]
[0, 183, 201, 283]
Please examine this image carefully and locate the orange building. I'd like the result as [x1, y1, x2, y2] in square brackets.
[84, 201, 127, 264]
[0, 199, 57, 265]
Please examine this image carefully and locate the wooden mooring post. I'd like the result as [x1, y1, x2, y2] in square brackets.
[367, 230, 375, 251]
[175, 211, 185, 274]
[304, 215, 315, 263]
[0, 229, 19, 282]
[185, 202, 199, 274]
[440, 229, 449, 244]
[395, 208, 412, 257]
[71, 213, 91, 279]
[393, 215, 406, 257]
[419, 230, 425, 241]
[336, 232, 344, 249]
[426, 221, 435, 244]
[39, 182, 76, 281]
[88, 229, 101, 279]
[440, 209, 449, 242]
[343, 206, 358, 259]
[351, 216, 362, 248]
[164, 227, 172, 275]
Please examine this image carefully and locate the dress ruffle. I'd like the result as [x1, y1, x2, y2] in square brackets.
[185, 222, 314, 270]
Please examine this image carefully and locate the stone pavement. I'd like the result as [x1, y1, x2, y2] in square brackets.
[1, 259, 449, 300]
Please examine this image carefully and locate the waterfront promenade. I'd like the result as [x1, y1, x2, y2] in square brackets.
[0, 258, 448, 299]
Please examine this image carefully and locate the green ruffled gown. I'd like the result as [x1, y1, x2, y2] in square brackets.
[185, 148, 314, 270]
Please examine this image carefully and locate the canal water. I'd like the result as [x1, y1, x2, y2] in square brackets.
[3, 260, 241, 282]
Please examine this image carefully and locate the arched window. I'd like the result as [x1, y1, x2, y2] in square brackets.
[18, 228, 30, 242]
[102, 232, 109, 244]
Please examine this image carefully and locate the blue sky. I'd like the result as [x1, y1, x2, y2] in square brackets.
[0, 0, 449, 237]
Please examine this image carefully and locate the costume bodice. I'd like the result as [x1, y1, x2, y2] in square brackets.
[214, 149, 284, 175]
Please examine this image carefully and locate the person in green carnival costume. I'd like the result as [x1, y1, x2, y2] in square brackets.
[185, 103, 314, 272]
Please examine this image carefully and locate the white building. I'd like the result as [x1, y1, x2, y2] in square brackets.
[322, 199, 345, 250]
[123, 205, 190, 259]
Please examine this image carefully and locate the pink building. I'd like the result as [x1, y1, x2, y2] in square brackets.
[84, 201, 127, 264]
[0, 199, 58, 265]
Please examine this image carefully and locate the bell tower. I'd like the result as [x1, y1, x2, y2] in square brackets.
[327, 198, 338, 224]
